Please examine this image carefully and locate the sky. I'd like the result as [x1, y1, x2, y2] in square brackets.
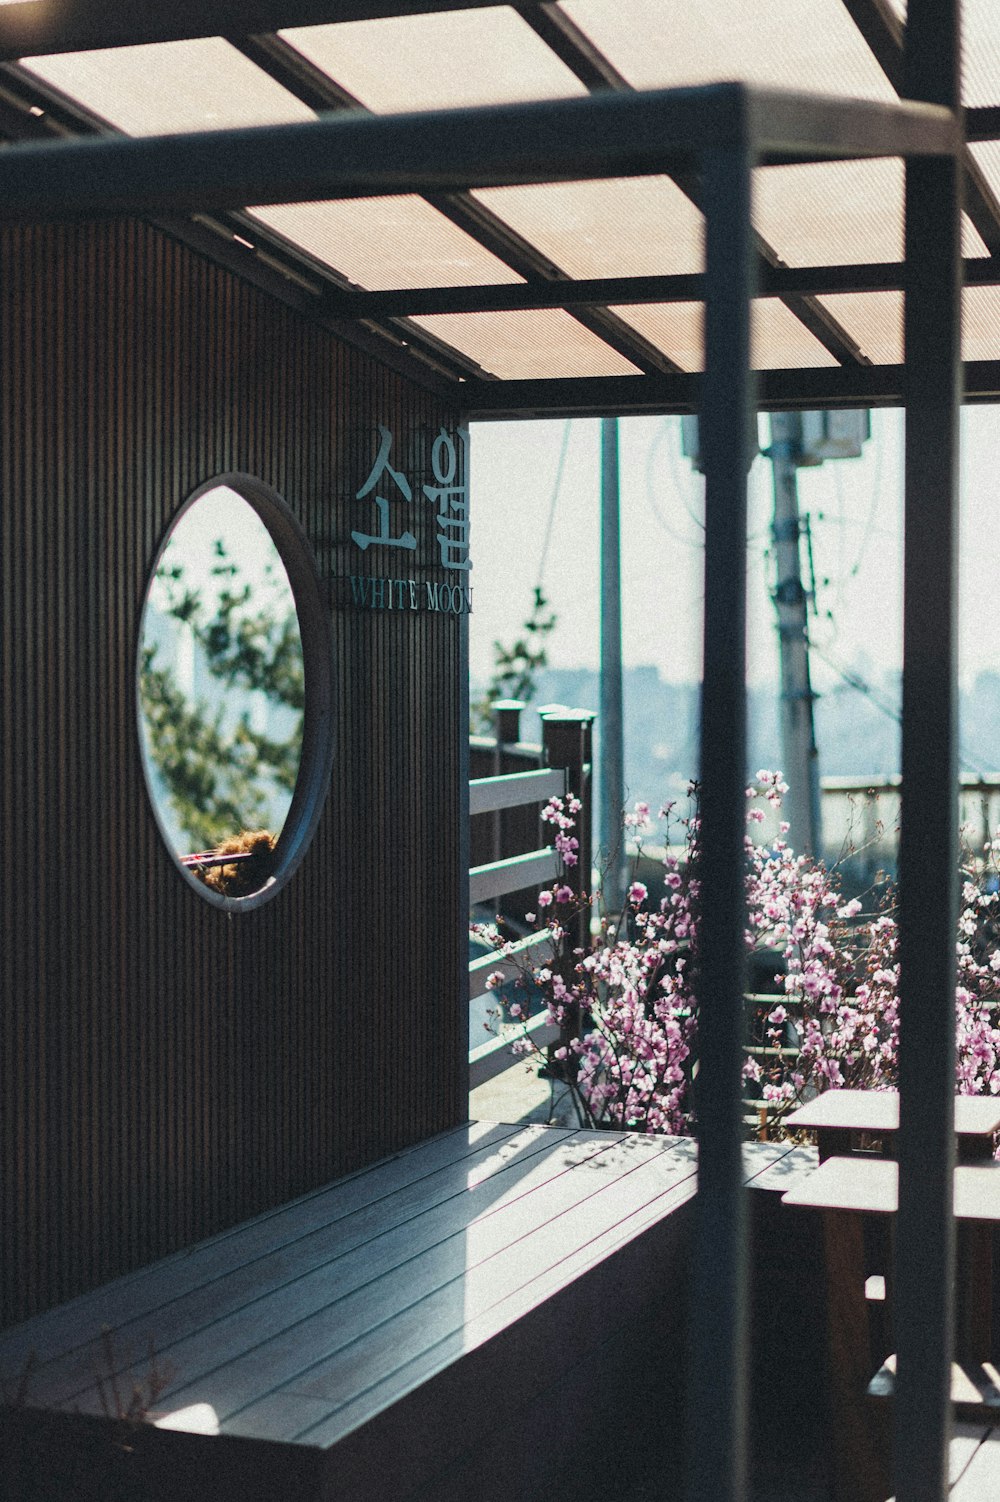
[468, 406, 1000, 697]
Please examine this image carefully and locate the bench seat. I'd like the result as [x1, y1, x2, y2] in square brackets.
[1, 1122, 802, 1501]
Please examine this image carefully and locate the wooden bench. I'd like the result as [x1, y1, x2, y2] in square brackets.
[0, 1122, 805, 1501]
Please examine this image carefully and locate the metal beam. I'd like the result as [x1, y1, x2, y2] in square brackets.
[514, 1, 631, 92]
[0, 0, 530, 62]
[895, 0, 962, 1484]
[460, 360, 1000, 419]
[0, 87, 958, 225]
[232, 32, 365, 111]
[967, 106, 1000, 142]
[421, 193, 681, 374]
[686, 132, 755, 1502]
[840, 0, 905, 89]
[328, 254, 1000, 317]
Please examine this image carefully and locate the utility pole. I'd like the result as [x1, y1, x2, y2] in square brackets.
[683, 409, 868, 857]
[600, 416, 626, 912]
[767, 411, 822, 856]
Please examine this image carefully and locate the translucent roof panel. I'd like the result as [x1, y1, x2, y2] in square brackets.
[816, 287, 1000, 366]
[886, 2, 1000, 106]
[472, 177, 704, 278]
[247, 199, 524, 291]
[280, 9, 586, 113]
[20, 39, 314, 134]
[815, 292, 903, 366]
[612, 301, 841, 373]
[753, 158, 987, 266]
[408, 311, 642, 380]
[962, 287, 1000, 362]
[970, 143, 1000, 212]
[562, 0, 897, 101]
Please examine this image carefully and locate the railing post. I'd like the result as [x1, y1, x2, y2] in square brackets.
[492, 698, 525, 749]
[541, 708, 596, 1082]
[541, 709, 594, 950]
[492, 699, 525, 864]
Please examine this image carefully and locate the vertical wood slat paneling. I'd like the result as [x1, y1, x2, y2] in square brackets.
[2, 218, 467, 1327]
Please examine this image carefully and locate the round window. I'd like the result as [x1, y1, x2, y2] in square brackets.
[137, 477, 332, 909]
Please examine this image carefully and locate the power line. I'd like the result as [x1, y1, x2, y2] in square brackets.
[644, 417, 705, 547]
[812, 641, 998, 777]
[535, 417, 572, 590]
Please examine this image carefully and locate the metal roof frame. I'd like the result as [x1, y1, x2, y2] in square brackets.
[0, 0, 997, 411]
[512, 2, 871, 370]
[220, 34, 682, 376]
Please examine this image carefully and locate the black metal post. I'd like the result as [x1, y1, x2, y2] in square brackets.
[894, 2, 963, 1498]
[685, 123, 756, 1502]
[600, 416, 626, 914]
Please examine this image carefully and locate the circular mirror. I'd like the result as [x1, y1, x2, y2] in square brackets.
[137, 478, 332, 908]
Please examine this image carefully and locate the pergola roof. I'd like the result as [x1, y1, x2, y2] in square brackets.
[0, 0, 996, 416]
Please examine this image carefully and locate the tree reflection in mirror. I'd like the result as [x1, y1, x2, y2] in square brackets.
[138, 484, 305, 900]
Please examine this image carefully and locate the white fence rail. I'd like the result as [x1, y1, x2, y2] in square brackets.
[468, 765, 566, 907]
[469, 766, 565, 817]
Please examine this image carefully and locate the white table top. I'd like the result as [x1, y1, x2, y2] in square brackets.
[784, 1088, 1000, 1138]
[782, 1154, 1000, 1221]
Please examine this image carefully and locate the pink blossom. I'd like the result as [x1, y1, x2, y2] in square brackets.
[483, 771, 1000, 1142]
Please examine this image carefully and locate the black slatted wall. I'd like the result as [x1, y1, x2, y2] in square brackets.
[0, 219, 468, 1326]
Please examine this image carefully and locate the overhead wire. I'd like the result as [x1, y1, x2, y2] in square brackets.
[812, 641, 998, 778]
[644, 417, 705, 547]
[534, 417, 572, 590]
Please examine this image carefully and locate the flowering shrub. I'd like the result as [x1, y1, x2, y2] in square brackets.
[478, 775, 1000, 1136]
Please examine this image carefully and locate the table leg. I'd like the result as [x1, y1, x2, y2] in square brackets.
[822, 1207, 891, 1502]
[956, 1221, 993, 1367]
[816, 1127, 854, 1164]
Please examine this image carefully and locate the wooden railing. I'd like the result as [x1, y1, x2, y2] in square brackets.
[468, 767, 564, 905]
[820, 773, 1000, 888]
[468, 701, 593, 1091]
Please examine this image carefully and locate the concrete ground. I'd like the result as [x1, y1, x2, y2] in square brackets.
[469, 1056, 579, 1128]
